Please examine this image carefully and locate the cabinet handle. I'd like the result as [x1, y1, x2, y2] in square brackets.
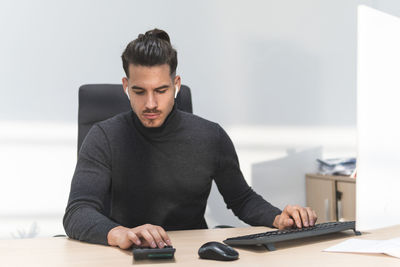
[325, 198, 330, 221]
[338, 200, 343, 221]
[336, 190, 343, 221]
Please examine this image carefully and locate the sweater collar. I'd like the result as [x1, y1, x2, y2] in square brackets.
[131, 103, 180, 140]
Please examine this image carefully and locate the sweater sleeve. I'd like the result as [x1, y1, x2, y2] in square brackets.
[213, 125, 282, 227]
[63, 124, 120, 245]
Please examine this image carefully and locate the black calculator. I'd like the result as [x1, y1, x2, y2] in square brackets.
[132, 246, 176, 260]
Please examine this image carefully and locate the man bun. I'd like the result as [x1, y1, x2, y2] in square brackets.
[143, 28, 171, 44]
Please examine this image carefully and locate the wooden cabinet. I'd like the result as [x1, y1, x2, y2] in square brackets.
[306, 174, 356, 223]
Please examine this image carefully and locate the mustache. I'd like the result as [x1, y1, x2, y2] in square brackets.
[143, 109, 161, 114]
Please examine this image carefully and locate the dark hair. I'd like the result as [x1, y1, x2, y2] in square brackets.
[121, 28, 177, 78]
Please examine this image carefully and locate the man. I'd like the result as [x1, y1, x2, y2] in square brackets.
[63, 29, 317, 250]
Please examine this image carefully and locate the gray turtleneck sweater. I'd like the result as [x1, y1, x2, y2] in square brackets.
[63, 105, 282, 245]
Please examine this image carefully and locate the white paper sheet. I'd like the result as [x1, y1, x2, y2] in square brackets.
[324, 237, 400, 258]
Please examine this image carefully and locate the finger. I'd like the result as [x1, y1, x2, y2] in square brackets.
[306, 207, 315, 226]
[118, 235, 134, 250]
[278, 212, 294, 230]
[277, 212, 289, 230]
[284, 218, 294, 229]
[313, 210, 318, 224]
[298, 208, 309, 227]
[139, 229, 157, 248]
[149, 228, 165, 248]
[127, 231, 141, 246]
[157, 226, 172, 246]
[290, 208, 302, 228]
[140, 239, 151, 247]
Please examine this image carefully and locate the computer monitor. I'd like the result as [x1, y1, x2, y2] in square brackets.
[357, 5, 400, 230]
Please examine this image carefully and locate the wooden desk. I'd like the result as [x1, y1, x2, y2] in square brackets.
[1, 225, 400, 266]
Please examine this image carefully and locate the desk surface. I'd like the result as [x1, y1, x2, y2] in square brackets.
[1, 225, 400, 266]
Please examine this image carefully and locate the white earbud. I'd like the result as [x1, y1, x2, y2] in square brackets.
[125, 87, 130, 100]
[174, 86, 179, 99]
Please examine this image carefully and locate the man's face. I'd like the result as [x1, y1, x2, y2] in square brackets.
[122, 64, 180, 128]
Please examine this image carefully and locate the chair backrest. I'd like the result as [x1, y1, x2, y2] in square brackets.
[78, 84, 193, 153]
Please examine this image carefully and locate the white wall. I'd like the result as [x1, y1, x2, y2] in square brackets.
[0, 0, 369, 125]
[2, 0, 392, 238]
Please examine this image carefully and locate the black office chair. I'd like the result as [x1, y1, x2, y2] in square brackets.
[77, 84, 193, 153]
[62, 83, 231, 236]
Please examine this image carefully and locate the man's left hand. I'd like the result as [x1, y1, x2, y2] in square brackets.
[273, 205, 317, 230]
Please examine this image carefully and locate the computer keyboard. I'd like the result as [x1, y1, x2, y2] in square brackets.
[223, 221, 361, 251]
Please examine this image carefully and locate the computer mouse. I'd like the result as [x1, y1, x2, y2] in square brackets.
[198, 241, 239, 261]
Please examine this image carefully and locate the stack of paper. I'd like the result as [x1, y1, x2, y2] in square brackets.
[324, 238, 400, 258]
[317, 158, 356, 176]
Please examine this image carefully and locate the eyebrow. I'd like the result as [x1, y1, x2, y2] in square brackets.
[131, 85, 170, 90]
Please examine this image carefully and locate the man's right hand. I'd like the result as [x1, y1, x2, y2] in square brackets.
[107, 224, 172, 250]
